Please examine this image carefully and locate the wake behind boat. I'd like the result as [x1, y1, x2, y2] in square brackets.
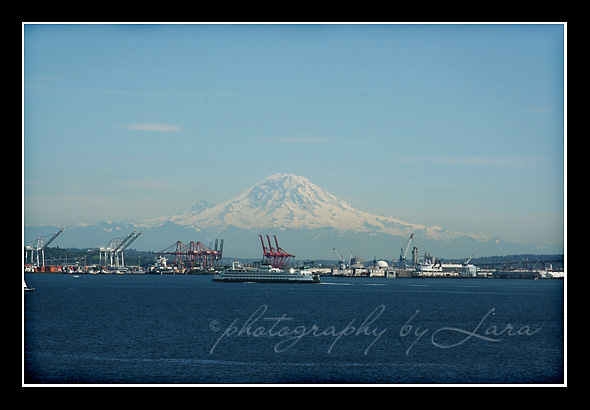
[214, 261, 320, 283]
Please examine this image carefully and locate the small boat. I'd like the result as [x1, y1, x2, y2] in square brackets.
[24, 280, 34, 292]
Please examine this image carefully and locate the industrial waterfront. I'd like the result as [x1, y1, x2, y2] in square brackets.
[24, 229, 564, 280]
[24, 226, 565, 384]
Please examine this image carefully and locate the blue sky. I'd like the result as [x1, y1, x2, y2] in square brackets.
[23, 23, 565, 248]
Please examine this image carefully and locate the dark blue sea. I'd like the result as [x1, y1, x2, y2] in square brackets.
[23, 274, 564, 384]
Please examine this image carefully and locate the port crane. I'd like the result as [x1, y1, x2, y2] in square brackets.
[155, 238, 223, 269]
[112, 231, 137, 267]
[213, 239, 224, 264]
[398, 232, 414, 266]
[333, 248, 352, 270]
[99, 230, 142, 267]
[25, 228, 64, 267]
[259, 235, 295, 269]
[116, 231, 142, 267]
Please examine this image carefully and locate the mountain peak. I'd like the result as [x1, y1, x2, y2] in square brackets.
[263, 173, 310, 184]
[256, 173, 319, 195]
[144, 174, 409, 235]
[263, 172, 301, 181]
[141, 173, 482, 242]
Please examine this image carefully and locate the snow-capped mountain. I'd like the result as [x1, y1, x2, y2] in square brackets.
[27, 173, 555, 259]
[142, 173, 481, 242]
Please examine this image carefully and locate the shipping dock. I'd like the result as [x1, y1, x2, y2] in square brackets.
[24, 230, 564, 279]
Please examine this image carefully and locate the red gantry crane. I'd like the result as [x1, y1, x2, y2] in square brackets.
[259, 234, 295, 269]
[155, 239, 223, 269]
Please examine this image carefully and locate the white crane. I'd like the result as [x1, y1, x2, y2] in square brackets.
[26, 228, 64, 267]
[333, 248, 346, 270]
[399, 232, 414, 266]
[333, 248, 353, 270]
[112, 231, 137, 267]
[333, 248, 345, 269]
[463, 254, 474, 266]
[462, 254, 476, 276]
[117, 231, 142, 267]
[99, 231, 133, 267]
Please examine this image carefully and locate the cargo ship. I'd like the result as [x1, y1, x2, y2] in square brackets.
[213, 261, 320, 283]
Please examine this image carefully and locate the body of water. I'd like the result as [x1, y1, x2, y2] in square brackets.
[24, 274, 564, 384]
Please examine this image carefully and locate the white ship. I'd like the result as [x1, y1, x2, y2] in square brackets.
[213, 261, 320, 283]
[416, 259, 443, 273]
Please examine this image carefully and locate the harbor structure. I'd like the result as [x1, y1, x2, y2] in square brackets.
[24, 228, 64, 270]
[154, 239, 223, 270]
[259, 235, 295, 269]
[99, 231, 142, 268]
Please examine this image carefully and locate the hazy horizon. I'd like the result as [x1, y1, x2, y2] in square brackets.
[23, 23, 565, 250]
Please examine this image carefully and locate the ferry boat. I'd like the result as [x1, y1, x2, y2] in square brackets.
[214, 261, 320, 283]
